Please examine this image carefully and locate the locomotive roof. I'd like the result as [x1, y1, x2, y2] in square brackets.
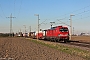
[43, 26, 68, 31]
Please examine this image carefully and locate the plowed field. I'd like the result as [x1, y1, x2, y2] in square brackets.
[0, 37, 85, 60]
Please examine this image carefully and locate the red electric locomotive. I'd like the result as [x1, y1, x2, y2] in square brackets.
[45, 26, 69, 42]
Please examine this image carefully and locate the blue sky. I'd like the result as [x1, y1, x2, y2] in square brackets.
[0, 0, 90, 34]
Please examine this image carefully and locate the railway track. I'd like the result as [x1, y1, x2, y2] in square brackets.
[66, 40, 90, 48]
[36, 39, 90, 51]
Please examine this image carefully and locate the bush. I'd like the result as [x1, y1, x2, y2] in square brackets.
[0, 33, 14, 37]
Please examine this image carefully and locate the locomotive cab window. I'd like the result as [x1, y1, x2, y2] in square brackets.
[60, 28, 68, 32]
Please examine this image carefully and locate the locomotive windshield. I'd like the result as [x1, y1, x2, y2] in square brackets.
[60, 28, 68, 32]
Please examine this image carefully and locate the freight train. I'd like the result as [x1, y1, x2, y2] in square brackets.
[31, 25, 69, 43]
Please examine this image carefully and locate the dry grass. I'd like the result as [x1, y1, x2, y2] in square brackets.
[30, 39, 90, 60]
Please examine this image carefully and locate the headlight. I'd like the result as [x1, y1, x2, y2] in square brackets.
[58, 34, 68, 36]
[65, 34, 68, 36]
[58, 34, 63, 36]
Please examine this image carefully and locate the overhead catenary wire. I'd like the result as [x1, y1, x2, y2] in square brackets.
[40, 5, 90, 23]
[75, 15, 90, 21]
[55, 5, 90, 20]
[52, 5, 90, 23]
[57, 10, 90, 21]
[73, 9, 90, 21]
[39, 19, 49, 25]
[34, 3, 90, 25]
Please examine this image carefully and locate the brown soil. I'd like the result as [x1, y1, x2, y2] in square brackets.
[72, 36, 90, 42]
[0, 37, 85, 60]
